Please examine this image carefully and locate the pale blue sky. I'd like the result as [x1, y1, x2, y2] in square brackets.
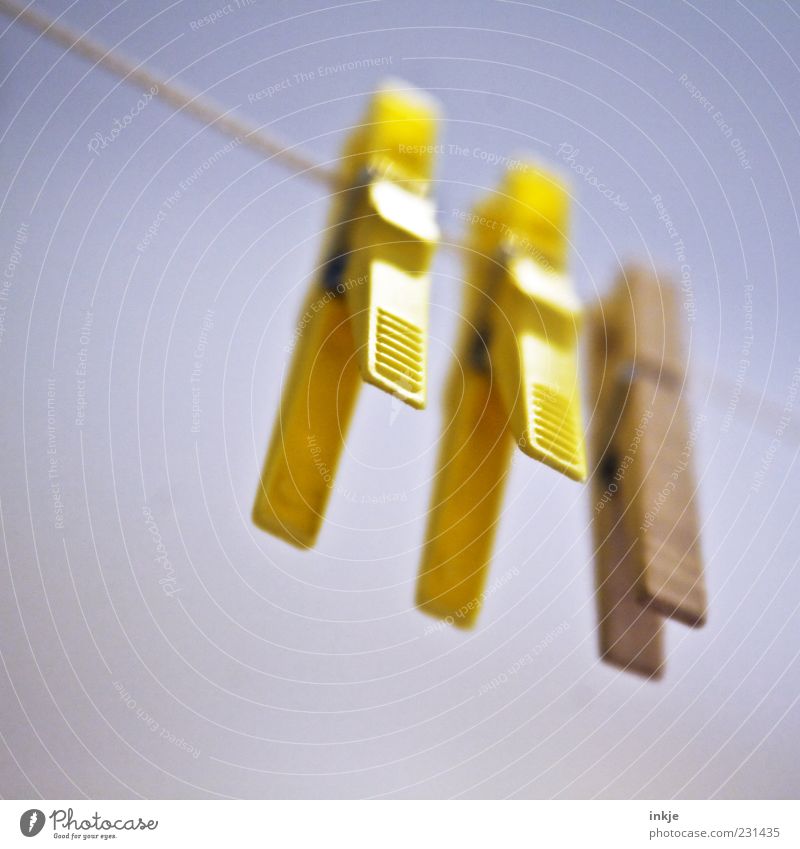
[1, 0, 799, 799]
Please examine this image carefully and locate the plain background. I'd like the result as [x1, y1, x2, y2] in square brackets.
[1, 0, 799, 798]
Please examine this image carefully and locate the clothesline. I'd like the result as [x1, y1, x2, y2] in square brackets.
[0, 0, 343, 186]
[2, 0, 796, 447]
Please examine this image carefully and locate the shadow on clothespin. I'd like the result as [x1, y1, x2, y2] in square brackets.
[416, 162, 586, 628]
[253, 80, 440, 548]
[587, 266, 707, 679]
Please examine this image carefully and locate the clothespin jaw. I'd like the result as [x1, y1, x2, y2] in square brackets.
[588, 266, 707, 677]
[415, 361, 515, 626]
[338, 81, 439, 409]
[416, 161, 585, 626]
[347, 174, 439, 407]
[253, 82, 439, 547]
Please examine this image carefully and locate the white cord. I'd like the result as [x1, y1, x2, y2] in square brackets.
[0, 0, 341, 187]
[1, 0, 791, 440]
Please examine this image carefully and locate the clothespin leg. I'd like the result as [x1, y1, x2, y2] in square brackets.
[253, 292, 361, 548]
[593, 462, 665, 678]
[416, 354, 514, 627]
[620, 382, 707, 627]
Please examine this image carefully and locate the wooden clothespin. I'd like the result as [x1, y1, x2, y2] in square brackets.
[587, 266, 707, 678]
[253, 80, 440, 548]
[416, 162, 586, 627]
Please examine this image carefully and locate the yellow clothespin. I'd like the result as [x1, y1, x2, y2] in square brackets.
[253, 80, 440, 548]
[416, 162, 586, 627]
[587, 266, 707, 678]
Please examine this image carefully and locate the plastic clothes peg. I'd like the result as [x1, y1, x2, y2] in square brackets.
[416, 163, 586, 627]
[253, 81, 439, 548]
[587, 266, 707, 677]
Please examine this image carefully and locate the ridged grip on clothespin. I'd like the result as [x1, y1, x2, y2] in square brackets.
[492, 254, 586, 480]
